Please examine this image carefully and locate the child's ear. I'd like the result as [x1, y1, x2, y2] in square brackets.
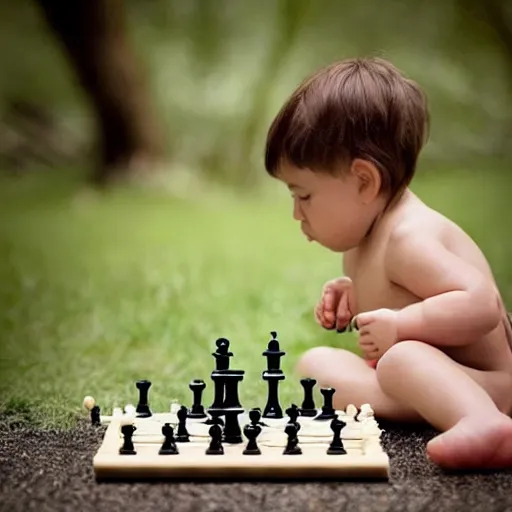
[350, 158, 382, 203]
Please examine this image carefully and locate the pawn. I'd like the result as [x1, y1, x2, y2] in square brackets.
[327, 417, 347, 455]
[243, 409, 263, 455]
[285, 404, 301, 432]
[91, 405, 101, 426]
[176, 405, 190, 442]
[119, 423, 137, 455]
[283, 423, 302, 455]
[206, 423, 224, 455]
[159, 423, 179, 455]
[82, 396, 101, 426]
[250, 407, 269, 427]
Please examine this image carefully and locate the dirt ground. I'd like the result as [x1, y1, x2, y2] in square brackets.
[1, 417, 512, 512]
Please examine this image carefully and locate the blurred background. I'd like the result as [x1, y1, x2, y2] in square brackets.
[1, 0, 511, 184]
[0, 0, 511, 424]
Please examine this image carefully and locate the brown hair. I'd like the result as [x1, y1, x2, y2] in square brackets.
[264, 57, 429, 200]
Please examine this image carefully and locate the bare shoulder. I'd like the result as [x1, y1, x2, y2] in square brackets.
[385, 195, 495, 281]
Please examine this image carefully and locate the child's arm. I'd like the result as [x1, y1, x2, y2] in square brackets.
[385, 229, 501, 346]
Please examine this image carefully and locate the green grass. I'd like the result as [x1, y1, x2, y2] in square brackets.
[0, 166, 510, 428]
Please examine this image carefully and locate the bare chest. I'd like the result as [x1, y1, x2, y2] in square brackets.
[344, 248, 419, 315]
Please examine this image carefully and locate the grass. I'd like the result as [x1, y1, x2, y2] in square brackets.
[0, 166, 510, 428]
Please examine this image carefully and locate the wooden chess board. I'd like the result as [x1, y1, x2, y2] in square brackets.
[93, 406, 390, 481]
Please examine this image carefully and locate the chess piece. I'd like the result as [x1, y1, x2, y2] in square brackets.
[285, 404, 301, 432]
[208, 338, 235, 409]
[283, 423, 302, 455]
[159, 423, 179, 455]
[212, 337, 233, 371]
[188, 379, 207, 419]
[135, 380, 152, 417]
[262, 331, 286, 419]
[243, 409, 263, 455]
[206, 423, 224, 455]
[82, 395, 101, 426]
[314, 387, 337, 421]
[91, 405, 101, 426]
[119, 423, 137, 455]
[327, 417, 347, 455]
[176, 405, 190, 442]
[299, 378, 317, 417]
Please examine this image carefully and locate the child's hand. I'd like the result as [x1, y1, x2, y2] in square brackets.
[355, 308, 398, 359]
[315, 277, 356, 331]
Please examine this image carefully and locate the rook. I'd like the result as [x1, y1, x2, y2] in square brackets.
[135, 380, 152, 418]
[188, 379, 207, 419]
[299, 378, 317, 417]
[314, 387, 337, 421]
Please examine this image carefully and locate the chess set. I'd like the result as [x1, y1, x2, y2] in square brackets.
[87, 332, 390, 481]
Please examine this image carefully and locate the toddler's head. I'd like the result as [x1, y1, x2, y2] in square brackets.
[265, 57, 429, 252]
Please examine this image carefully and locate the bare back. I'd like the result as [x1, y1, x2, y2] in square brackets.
[343, 190, 512, 373]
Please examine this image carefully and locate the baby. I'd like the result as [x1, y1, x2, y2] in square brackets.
[264, 57, 512, 470]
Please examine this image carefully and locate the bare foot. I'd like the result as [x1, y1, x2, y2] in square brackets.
[426, 413, 512, 470]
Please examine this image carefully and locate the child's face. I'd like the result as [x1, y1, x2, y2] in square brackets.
[276, 162, 380, 252]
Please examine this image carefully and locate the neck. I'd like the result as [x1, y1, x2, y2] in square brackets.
[363, 188, 410, 240]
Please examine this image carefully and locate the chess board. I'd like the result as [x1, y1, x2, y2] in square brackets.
[93, 406, 390, 481]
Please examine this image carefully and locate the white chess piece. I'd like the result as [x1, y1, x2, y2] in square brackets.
[82, 396, 95, 411]
[170, 400, 181, 414]
[112, 407, 123, 418]
[345, 404, 358, 420]
[357, 403, 375, 421]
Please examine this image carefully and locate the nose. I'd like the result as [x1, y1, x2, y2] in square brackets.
[293, 198, 304, 221]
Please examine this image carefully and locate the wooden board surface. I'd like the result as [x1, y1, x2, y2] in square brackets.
[93, 408, 390, 481]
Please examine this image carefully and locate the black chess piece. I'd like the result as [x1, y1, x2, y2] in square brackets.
[188, 379, 207, 419]
[205, 423, 224, 455]
[135, 379, 152, 417]
[212, 337, 233, 370]
[314, 387, 337, 421]
[159, 423, 179, 455]
[262, 332, 286, 419]
[250, 407, 269, 427]
[283, 422, 302, 455]
[299, 378, 317, 417]
[285, 404, 301, 432]
[243, 409, 263, 455]
[119, 423, 137, 455]
[263, 331, 286, 372]
[208, 338, 235, 409]
[327, 416, 347, 455]
[91, 405, 101, 426]
[176, 405, 190, 442]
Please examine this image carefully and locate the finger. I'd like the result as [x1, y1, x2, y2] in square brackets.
[353, 312, 373, 329]
[317, 301, 335, 329]
[335, 293, 351, 330]
[322, 287, 337, 313]
[358, 338, 374, 347]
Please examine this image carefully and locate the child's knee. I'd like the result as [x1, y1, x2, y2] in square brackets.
[295, 346, 339, 377]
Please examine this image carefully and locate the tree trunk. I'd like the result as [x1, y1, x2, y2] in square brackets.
[35, 0, 163, 186]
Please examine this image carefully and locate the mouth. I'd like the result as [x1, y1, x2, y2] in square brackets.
[302, 228, 313, 241]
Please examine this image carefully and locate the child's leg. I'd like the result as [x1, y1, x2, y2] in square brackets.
[296, 346, 424, 422]
[375, 340, 512, 470]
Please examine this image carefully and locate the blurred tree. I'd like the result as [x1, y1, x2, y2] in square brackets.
[34, 0, 163, 186]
